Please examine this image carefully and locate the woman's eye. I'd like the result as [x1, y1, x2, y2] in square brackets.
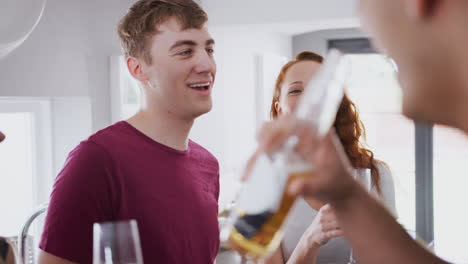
[289, 89, 302, 95]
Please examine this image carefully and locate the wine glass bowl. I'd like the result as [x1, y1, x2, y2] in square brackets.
[93, 220, 144, 264]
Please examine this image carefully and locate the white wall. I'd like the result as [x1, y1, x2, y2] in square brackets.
[0, 0, 356, 165]
[51, 97, 92, 175]
[202, 0, 358, 33]
[0, 0, 133, 132]
[0, 0, 132, 183]
[0, 97, 92, 204]
[191, 26, 292, 206]
[0, 1, 131, 208]
[0, 0, 359, 207]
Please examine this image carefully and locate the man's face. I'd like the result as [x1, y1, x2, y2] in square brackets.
[357, 0, 461, 125]
[142, 18, 216, 120]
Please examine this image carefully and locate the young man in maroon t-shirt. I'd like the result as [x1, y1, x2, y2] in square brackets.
[39, 1, 219, 263]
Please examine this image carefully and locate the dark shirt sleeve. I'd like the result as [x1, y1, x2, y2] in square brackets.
[215, 169, 220, 202]
[39, 141, 116, 264]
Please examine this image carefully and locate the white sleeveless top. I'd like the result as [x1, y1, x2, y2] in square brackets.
[281, 162, 396, 263]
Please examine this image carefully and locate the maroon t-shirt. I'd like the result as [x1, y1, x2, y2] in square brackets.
[39, 121, 220, 263]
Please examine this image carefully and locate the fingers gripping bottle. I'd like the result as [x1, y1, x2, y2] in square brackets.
[220, 49, 348, 260]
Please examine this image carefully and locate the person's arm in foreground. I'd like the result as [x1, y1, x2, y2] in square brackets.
[257, 117, 448, 264]
[38, 250, 78, 264]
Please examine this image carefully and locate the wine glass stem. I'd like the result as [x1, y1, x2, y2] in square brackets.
[348, 249, 355, 264]
[104, 246, 114, 264]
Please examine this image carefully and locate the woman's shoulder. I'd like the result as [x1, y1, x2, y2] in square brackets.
[374, 160, 392, 177]
[371, 159, 395, 191]
[372, 159, 397, 216]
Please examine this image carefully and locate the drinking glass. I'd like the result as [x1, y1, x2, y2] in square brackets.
[93, 220, 144, 264]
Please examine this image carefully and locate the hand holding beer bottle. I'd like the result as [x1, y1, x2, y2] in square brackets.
[220, 49, 349, 260]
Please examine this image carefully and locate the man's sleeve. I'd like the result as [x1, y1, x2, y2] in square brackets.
[39, 141, 117, 263]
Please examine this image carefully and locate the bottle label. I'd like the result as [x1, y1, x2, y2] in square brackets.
[230, 154, 291, 239]
[236, 153, 289, 215]
[233, 211, 273, 239]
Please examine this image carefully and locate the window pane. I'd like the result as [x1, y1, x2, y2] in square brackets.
[0, 112, 34, 236]
[433, 125, 468, 263]
[345, 54, 416, 232]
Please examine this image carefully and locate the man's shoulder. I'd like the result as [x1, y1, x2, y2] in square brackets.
[87, 121, 128, 145]
[68, 121, 130, 162]
[188, 140, 219, 165]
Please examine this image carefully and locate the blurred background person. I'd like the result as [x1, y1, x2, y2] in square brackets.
[263, 51, 396, 264]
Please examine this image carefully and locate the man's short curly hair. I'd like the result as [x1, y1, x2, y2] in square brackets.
[117, 0, 208, 64]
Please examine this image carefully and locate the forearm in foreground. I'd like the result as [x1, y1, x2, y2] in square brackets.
[331, 184, 448, 264]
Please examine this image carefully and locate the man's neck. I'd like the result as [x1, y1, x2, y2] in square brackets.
[126, 107, 194, 151]
[452, 49, 468, 135]
[456, 86, 468, 135]
[447, 20, 468, 135]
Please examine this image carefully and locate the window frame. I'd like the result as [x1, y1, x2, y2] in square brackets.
[328, 38, 434, 244]
[0, 97, 54, 206]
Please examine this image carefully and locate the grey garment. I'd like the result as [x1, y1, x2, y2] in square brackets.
[282, 198, 353, 264]
[281, 163, 396, 264]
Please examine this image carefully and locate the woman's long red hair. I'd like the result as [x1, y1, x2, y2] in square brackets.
[270, 51, 382, 194]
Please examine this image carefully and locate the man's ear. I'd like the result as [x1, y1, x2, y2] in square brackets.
[405, 0, 441, 20]
[127, 56, 149, 82]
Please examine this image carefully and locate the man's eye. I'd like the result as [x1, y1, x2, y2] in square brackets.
[207, 48, 215, 54]
[179, 49, 193, 56]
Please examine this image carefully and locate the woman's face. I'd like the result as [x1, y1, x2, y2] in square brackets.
[275, 61, 322, 116]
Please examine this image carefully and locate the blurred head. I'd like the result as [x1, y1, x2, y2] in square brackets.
[117, 0, 216, 120]
[357, 0, 468, 129]
[0, 237, 15, 264]
[271, 51, 382, 193]
[0, 131, 4, 143]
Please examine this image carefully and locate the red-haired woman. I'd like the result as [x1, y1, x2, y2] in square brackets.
[264, 51, 396, 264]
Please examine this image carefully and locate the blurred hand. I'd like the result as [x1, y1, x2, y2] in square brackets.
[0, 131, 5, 143]
[305, 204, 343, 247]
[256, 115, 359, 203]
